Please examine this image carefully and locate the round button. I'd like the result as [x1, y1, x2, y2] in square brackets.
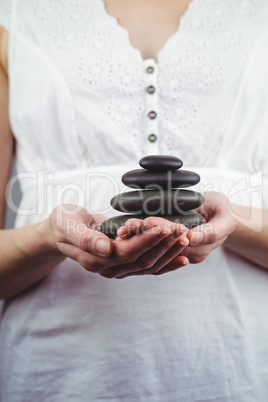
[146, 85, 156, 95]
[148, 111, 157, 119]
[146, 66, 154, 74]
[148, 134, 157, 143]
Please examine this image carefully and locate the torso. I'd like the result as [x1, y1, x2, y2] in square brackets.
[102, 0, 193, 61]
[1, 1, 268, 400]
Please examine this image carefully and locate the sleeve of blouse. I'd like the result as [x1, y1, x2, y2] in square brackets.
[0, 0, 12, 31]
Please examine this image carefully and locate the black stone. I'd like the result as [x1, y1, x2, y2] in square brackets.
[122, 169, 200, 189]
[140, 155, 183, 172]
[111, 190, 204, 215]
[100, 212, 204, 239]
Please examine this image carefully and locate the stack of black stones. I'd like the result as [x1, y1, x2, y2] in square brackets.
[100, 156, 204, 239]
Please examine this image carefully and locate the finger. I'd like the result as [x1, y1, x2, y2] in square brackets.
[188, 214, 235, 246]
[150, 235, 189, 272]
[112, 224, 173, 264]
[134, 232, 189, 273]
[117, 217, 188, 240]
[62, 222, 114, 258]
[51, 207, 114, 258]
[61, 243, 118, 275]
[143, 217, 188, 234]
[113, 230, 189, 278]
[117, 218, 145, 239]
[181, 237, 227, 264]
[75, 223, 176, 274]
[152, 256, 189, 276]
[118, 254, 189, 279]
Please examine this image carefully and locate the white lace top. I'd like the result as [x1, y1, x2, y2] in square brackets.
[1, 0, 268, 401]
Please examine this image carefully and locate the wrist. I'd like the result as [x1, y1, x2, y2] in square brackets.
[35, 218, 63, 257]
[13, 219, 63, 260]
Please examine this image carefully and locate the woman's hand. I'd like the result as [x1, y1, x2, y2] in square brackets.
[181, 192, 237, 263]
[49, 205, 190, 279]
[116, 192, 237, 267]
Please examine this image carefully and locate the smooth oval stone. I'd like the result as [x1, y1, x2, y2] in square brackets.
[139, 155, 183, 172]
[111, 190, 204, 214]
[100, 212, 203, 239]
[122, 169, 200, 189]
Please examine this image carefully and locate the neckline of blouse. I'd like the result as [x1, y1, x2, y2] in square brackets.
[97, 0, 197, 65]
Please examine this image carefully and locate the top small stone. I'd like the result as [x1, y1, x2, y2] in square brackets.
[139, 155, 183, 172]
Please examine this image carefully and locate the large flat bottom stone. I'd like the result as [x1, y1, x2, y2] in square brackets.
[100, 212, 204, 239]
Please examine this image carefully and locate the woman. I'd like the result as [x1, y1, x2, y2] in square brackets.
[0, 0, 268, 400]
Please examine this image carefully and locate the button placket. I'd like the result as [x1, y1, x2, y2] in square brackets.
[144, 60, 159, 154]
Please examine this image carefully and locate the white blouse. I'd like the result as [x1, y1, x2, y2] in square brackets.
[0, 0, 268, 401]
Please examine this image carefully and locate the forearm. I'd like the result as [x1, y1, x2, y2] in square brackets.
[0, 219, 64, 299]
[224, 205, 268, 269]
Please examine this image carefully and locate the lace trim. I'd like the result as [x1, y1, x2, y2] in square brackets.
[29, 0, 262, 166]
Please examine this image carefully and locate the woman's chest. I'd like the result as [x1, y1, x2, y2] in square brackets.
[102, 0, 192, 61]
[10, 0, 266, 169]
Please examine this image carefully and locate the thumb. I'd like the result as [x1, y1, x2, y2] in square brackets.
[188, 213, 235, 246]
[65, 220, 113, 257]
